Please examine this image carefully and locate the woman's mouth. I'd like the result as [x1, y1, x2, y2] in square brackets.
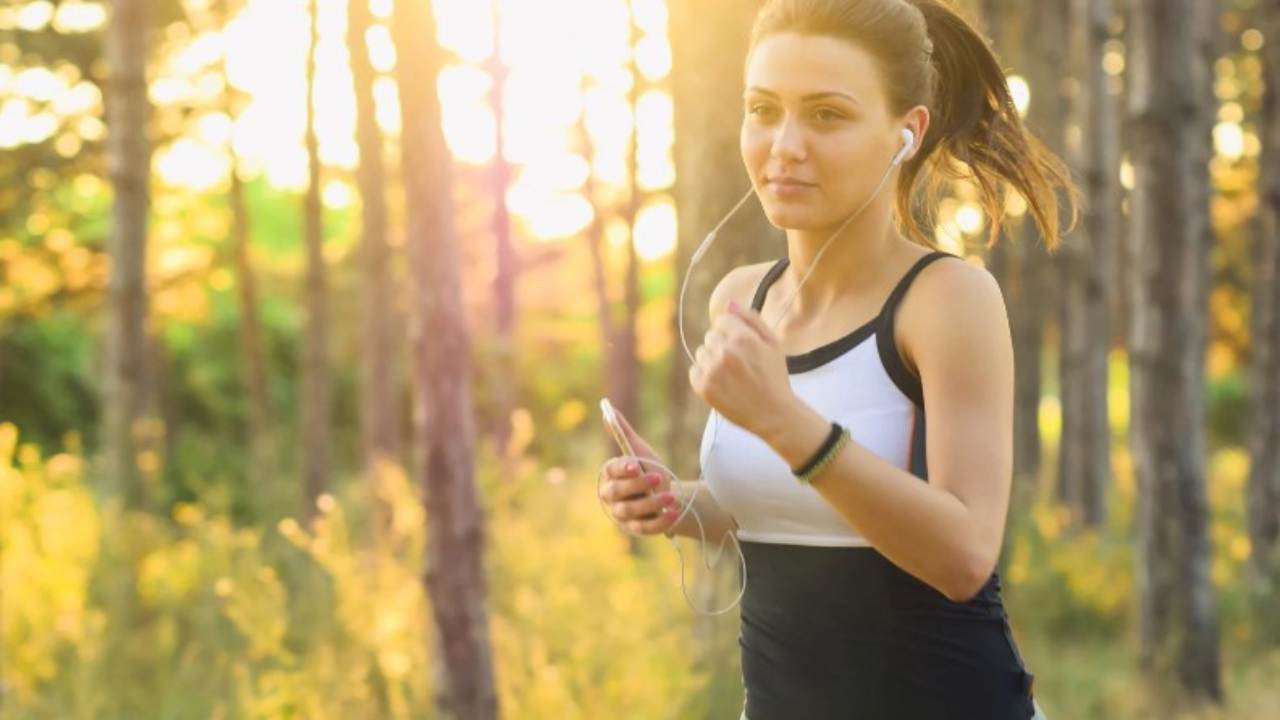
[766, 177, 816, 198]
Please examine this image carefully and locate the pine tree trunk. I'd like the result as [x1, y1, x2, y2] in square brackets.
[392, 0, 497, 716]
[1015, 0, 1069, 493]
[1127, 0, 1222, 702]
[1058, 0, 1116, 529]
[301, 0, 330, 520]
[99, 2, 156, 714]
[217, 0, 273, 517]
[102, 0, 154, 508]
[487, 0, 517, 471]
[348, 0, 401, 477]
[1247, 1, 1280, 581]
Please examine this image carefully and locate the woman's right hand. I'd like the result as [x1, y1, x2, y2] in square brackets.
[599, 409, 681, 535]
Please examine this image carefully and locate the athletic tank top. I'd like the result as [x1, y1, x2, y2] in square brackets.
[701, 251, 946, 546]
[699, 250, 1039, 719]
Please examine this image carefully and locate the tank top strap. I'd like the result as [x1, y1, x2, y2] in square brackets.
[875, 250, 960, 407]
[877, 250, 958, 320]
[750, 257, 790, 312]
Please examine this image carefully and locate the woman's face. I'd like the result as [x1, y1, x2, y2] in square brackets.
[741, 32, 908, 232]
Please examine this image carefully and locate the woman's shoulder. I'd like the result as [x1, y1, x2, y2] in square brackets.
[708, 260, 780, 324]
[895, 252, 1009, 377]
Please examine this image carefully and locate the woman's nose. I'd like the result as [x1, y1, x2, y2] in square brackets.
[769, 116, 806, 163]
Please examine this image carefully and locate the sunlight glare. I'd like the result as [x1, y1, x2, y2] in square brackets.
[16, 1, 53, 32]
[1213, 121, 1245, 160]
[52, 0, 106, 33]
[1007, 75, 1030, 117]
[633, 200, 677, 261]
[156, 138, 230, 192]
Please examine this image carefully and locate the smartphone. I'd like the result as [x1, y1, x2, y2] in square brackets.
[600, 398, 636, 460]
[600, 398, 658, 514]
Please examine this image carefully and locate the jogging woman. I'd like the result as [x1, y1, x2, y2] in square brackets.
[600, 1, 1076, 716]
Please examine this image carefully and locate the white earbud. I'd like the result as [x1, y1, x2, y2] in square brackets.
[893, 128, 916, 166]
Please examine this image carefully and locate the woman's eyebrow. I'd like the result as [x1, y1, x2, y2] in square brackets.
[744, 87, 860, 106]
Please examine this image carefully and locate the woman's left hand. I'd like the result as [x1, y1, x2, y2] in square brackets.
[688, 299, 797, 438]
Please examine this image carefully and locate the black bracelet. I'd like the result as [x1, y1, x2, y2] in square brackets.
[791, 421, 844, 477]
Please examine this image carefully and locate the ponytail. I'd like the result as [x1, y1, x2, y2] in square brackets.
[901, 0, 1079, 251]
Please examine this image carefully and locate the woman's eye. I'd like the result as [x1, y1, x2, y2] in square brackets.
[814, 107, 844, 121]
[748, 104, 776, 119]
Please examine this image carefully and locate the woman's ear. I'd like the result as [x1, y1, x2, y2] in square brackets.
[904, 106, 930, 160]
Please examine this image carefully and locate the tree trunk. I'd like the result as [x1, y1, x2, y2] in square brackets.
[1127, 0, 1222, 702]
[392, 0, 497, 716]
[218, 0, 273, 517]
[1247, 1, 1280, 582]
[348, 0, 401, 477]
[98, 2, 156, 715]
[981, 0, 1038, 580]
[301, 0, 330, 520]
[102, 0, 154, 509]
[611, 0, 643, 470]
[1015, 0, 1068, 494]
[487, 0, 518, 471]
[1058, 0, 1116, 529]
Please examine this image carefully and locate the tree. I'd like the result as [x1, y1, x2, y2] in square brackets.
[301, 0, 331, 519]
[1058, 0, 1117, 528]
[348, 0, 402, 476]
[1247, 0, 1280, 581]
[486, 0, 518, 464]
[1015, 0, 1069, 491]
[102, 0, 156, 508]
[1127, 0, 1222, 702]
[217, 0, 273, 514]
[391, 0, 498, 715]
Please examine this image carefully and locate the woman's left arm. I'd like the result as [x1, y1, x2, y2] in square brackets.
[761, 263, 1015, 603]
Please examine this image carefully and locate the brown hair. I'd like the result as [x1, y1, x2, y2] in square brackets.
[747, 0, 1079, 251]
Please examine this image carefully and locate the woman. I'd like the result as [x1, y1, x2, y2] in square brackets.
[599, 0, 1076, 717]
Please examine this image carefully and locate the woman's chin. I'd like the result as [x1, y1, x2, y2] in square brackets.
[762, 206, 826, 231]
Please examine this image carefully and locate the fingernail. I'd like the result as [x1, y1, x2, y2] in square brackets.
[665, 508, 679, 518]
[660, 493, 674, 505]
[648, 474, 660, 487]
[627, 462, 638, 473]
[728, 299, 739, 312]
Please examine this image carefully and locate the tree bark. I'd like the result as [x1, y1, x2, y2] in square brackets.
[348, 0, 402, 477]
[217, 0, 273, 517]
[1247, 1, 1280, 580]
[487, 0, 518, 471]
[1014, 0, 1069, 493]
[301, 0, 330, 520]
[1058, 0, 1116, 529]
[392, 0, 497, 716]
[102, 0, 154, 508]
[1127, 0, 1222, 702]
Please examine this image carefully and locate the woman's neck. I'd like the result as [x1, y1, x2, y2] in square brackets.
[774, 201, 907, 323]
